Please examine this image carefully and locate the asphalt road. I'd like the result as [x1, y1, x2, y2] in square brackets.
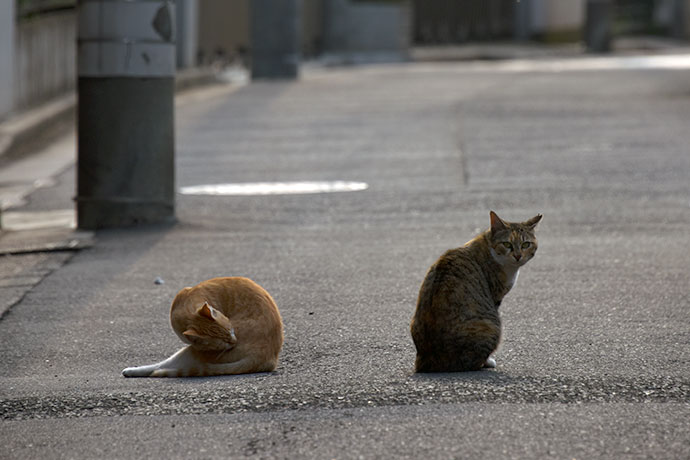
[1, 57, 689, 459]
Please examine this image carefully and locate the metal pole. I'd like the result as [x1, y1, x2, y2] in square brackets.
[585, 0, 613, 53]
[77, 0, 176, 229]
[514, 0, 532, 41]
[176, 0, 198, 68]
[250, 0, 301, 79]
[671, 0, 686, 39]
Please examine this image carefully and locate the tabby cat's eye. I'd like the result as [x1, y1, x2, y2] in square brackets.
[521, 242, 532, 249]
[502, 242, 512, 249]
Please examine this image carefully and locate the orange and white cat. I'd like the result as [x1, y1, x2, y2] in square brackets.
[123, 277, 283, 377]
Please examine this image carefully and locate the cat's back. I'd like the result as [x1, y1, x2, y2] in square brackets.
[418, 245, 490, 308]
[176, 277, 278, 316]
[170, 277, 283, 344]
[411, 239, 500, 373]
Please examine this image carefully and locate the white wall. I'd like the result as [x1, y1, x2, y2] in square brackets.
[544, 0, 585, 31]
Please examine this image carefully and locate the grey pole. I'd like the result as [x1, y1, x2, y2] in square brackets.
[585, 0, 613, 53]
[0, 0, 15, 119]
[250, 0, 301, 79]
[77, 0, 176, 229]
[0, 1, 14, 230]
[514, 0, 532, 41]
[671, 0, 686, 39]
[176, 0, 198, 68]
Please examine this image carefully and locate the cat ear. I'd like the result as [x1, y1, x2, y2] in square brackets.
[198, 302, 218, 321]
[490, 211, 508, 234]
[183, 328, 202, 339]
[523, 214, 543, 229]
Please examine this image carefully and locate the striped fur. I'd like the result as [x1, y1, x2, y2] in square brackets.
[123, 277, 283, 378]
[410, 211, 541, 372]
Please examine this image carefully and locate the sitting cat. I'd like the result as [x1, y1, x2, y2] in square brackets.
[410, 211, 542, 372]
[123, 277, 283, 377]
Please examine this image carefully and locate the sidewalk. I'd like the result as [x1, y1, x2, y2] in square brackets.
[0, 67, 241, 319]
[1, 52, 689, 459]
[410, 35, 690, 61]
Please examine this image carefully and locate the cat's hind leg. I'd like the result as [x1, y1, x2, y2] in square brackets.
[182, 355, 276, 377]
[428, 319, 500, 372]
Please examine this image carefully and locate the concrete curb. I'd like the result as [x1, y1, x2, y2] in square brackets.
[0, 94, 76, 165]
[410, 37, 690, 63]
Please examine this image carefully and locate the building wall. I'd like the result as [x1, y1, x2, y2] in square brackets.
[196, 0, 325, 64]
[535, 0, 690, 38]
[302, 0, 324, 57]
[544, 0, 585, 31]
[322, 0, 410, 60]
[197, 0, 250, 65]
[0, 1, 15, 119]
[16, 11, 76, 110]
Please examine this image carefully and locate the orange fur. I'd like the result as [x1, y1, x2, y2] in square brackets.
[123, 277, 283, 378]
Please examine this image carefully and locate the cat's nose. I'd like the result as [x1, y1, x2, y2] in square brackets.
[514, 254, 522, 261]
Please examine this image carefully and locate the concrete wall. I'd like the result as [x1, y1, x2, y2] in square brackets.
[16, 11, 77, 110]
[322, 0, 410, 61]
[303, 0, 325, 57]
[544, 0, 585, 31]
[196, 0, 324, 65]
[533, 0, 690, 38]
[197, 0, 250, 65]
[0, 2, 15, 119]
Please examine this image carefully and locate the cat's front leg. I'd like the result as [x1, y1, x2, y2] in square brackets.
[122, 362, 160, 377]
[122, 346, 192, 378]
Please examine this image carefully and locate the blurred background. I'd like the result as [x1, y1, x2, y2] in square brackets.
[1, 0, 689, 119]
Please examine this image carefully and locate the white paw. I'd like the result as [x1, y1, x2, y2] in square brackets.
[122, 367, 136, 377]
[484, 357, 497, 368]
[122, 366, 153, 378]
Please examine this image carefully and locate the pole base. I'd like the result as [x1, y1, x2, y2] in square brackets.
[77, 77, 175, 229]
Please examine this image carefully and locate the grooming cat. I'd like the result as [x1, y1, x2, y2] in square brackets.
[123, 277, 283, 377]
[410, 211, 542, 372]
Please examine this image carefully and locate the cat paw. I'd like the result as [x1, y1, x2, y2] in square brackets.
[122, 367, 137, 377]
[483, 357, 497, 368]
[122, 366, 152, 378]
